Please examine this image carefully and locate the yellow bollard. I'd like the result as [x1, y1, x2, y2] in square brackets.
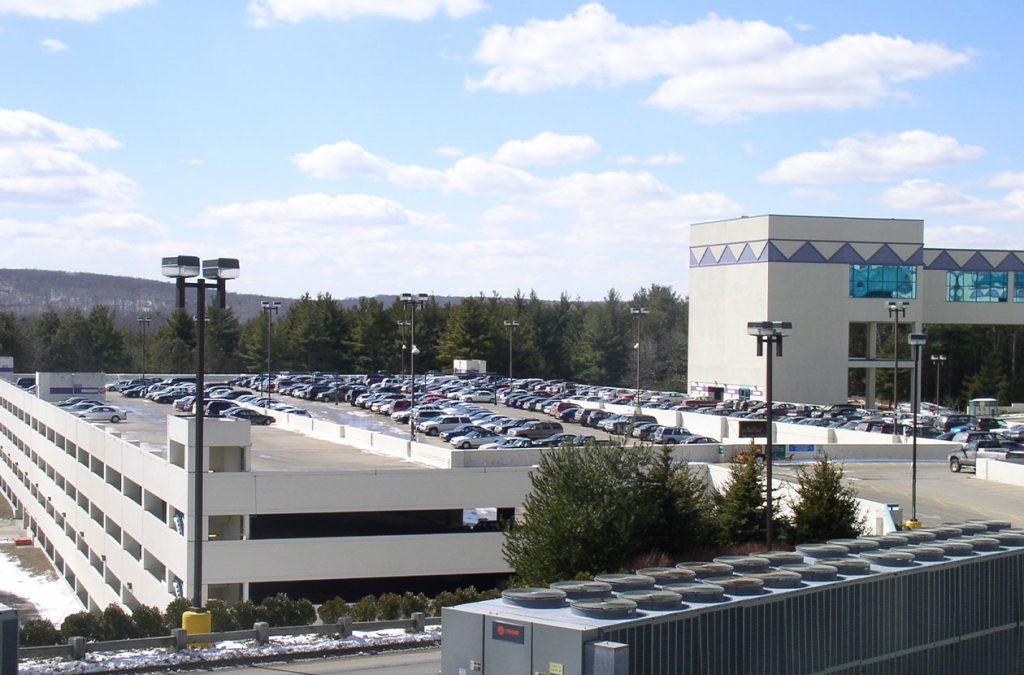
[182, 609, 212, 647]
[903, 519, 923, 530]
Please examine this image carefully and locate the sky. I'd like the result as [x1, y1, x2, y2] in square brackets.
[0, 0, 1022, 301]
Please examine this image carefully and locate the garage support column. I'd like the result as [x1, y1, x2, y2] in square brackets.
[865, 322, 878, 408]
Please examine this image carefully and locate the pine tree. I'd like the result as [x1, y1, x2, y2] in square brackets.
[790, 455, 864, 543]
[714, 456, 786, 547]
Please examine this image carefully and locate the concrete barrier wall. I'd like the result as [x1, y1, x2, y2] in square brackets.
[343, 427, 374, 447]
[372, 434, 411, 458]
[977, 458, 1024, 487]
[679, 412, 728, 439]
[775, 422, 835, 444]
[409, 443, 452, 469]
[455, 449, 543, 468]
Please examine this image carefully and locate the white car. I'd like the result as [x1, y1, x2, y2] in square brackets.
[77, 405, 129, 423]
[460, 390, 495, 403]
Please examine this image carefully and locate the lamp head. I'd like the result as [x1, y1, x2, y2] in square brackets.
[908, 332, 927, 347]
[203, 258, 240, 280]
[161, 255, 200, 279]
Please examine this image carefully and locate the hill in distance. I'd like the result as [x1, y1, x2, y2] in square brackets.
[0, 269, 462, 323]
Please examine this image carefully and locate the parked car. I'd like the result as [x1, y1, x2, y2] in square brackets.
[950, 438, 1024, 472]
[507, 421, 563, 439]
[418, 415, 473, 436]
[650, 426, 693, 444]
[76, 405, 129, 423]
[223, 407, 275, 425]
[460, 390, 495, 403]
[449, 429, 501, 449]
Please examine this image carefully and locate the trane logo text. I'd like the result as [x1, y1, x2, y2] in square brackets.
[491, 621, 525, 644]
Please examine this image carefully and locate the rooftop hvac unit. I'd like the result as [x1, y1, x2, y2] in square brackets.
[675, 561, 733, 578]
[712, 555, 770, 573]
[659, 582, 726, 603]
[634, 567, 696, 583]
[816, 556, 874, 575]
[751, 550, 804, 565]
[704, 576, 765, 596]
[615, 590, 683, 612]
[779, 563, 839, 582]
[501, 588, 566, 610]
[827, 537, 879, 553]
[570, 598, 637, 620]
[549, 580, 612, 601]
[795, 543, 850, 558]
[742, 570, 803, 589]
[592, 574, 655, 592]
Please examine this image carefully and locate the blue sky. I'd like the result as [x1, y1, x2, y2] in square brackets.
[0, 1, 1021, 300]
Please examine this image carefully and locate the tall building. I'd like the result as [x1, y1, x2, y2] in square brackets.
[688, 214, 1024, 407]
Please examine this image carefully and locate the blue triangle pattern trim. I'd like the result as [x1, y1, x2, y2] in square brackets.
[689, 250, 699, 267]
[962, 251, 994, 271]
[827, 243, 865, 264]
[718, 246, 737, 264]
[788, 241, 827, 263]
[997, 252, 1024, 272]
[904, 247, 924, 265]
[926, 250, 960, 270]
[736, 243, 760, 263]
[762, 242, 787, 262]
[866, 244, 902, 265]
[698, 248, 718, 266]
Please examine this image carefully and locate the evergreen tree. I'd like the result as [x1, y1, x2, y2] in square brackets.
[789, 455, 864, 543]
[713, 456, 787, 547]
[637, 445, 715, 555]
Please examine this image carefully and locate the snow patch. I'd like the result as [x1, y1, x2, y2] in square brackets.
[0, 548, 83, 623]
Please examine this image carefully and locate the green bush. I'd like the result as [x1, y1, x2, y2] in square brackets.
[60, 611, 102, 641]
[207, 599, 238, 632]
[399, 592, 429, 618]
[351, 595, 378, 622]
[714, 454, 787, 547]
[429, 591, 458, 617]
[162, 597, 191, 633]
[453, 587, 480, 605]
[20, 619, 61, 646]
[790, 455, 865, 543]
[131, 605, 166, 637]
[260, 593, 315, 627]
[378, 593, 402, 620]
[228, 600, 266, 629]
[100, 604, 138, 640]
[317, 597, 352, 624]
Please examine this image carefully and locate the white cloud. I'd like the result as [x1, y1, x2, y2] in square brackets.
[789, 187, 838, 201]
[760, 130, 983, 184]
[882, 178, 1024, 221]
[0, 146, 135, 207]
[990, 171, 1024, 190]
[435, 146, 465, 157]
[742, 142, 754, 156]
[186, 158, 204, 167]
[0, 0, 150, 21]
[480, 204, 540, 226]
[41, 38, 69, 51]
[0, 109, 120, 151]
[57, 211, 163, 233]
[291, 140, 390, 178]
[492, 131, 600, 166]
[469, 4, 970, 121]
[0, 109, 132, 208]
[616, 152, 685, 166]
[926, 224, 1019, 250]
[247, 0, 485, 26]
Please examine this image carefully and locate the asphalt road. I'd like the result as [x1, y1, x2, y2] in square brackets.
[204, 647, 441, 674]
[772, 460, 1022, 527]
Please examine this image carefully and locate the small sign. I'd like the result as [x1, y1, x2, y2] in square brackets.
[550, 663, 565, 675]
[789, 444, 816, 453]
[492, 620, 525, 644]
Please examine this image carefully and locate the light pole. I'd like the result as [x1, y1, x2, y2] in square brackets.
[630, 307, 649, 408]
[261, 301, 280, 409]
[137, 316, 151, 381]
[161, 255, 238, 621]
[887, 301, 909, 413]
[397, 320, 411, 377]
[503, 320, 519, 386]
[930, 354, 947, 405]
[401, 293, 428, 440]
[908, 332, 927, 527]
[747, 320, 792, 548]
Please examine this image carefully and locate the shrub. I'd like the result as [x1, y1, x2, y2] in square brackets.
[378, 593, 402, 620]
[453, 587, 480, 605]
[207, 599, 238, 632]
[163, 597, 191, 633]
[317, 597, 352, 624]
[351, 595, 378, 622]
[100, 604, 138, 640]
[790, 455, 865, 543]
[132, 605, 166, 637]
[260, 593, 315, 627]
[228, 600, 266, 629]
[60, 611, 102, 641]
[399, 592, 428, 618]
[714, 454, 786, 547]
[429, 591, 457, 616]
[20, 619, 61, 646]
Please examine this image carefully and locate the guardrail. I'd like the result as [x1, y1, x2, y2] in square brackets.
[20, 613, 440, 662]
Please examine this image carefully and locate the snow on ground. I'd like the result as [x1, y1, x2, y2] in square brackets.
[19, 626, 443, 673]
[0, 548, 83, 623]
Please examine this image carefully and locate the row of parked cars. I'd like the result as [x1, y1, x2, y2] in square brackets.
[108, 377, 307, 425]
[55, 397, 130, 423]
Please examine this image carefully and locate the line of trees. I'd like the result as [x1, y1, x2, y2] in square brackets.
[0, 285, 690, 392]
[0, 288, 1020, 405]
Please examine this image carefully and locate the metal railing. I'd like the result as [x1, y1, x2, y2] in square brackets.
[20, 613, 441, 662]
